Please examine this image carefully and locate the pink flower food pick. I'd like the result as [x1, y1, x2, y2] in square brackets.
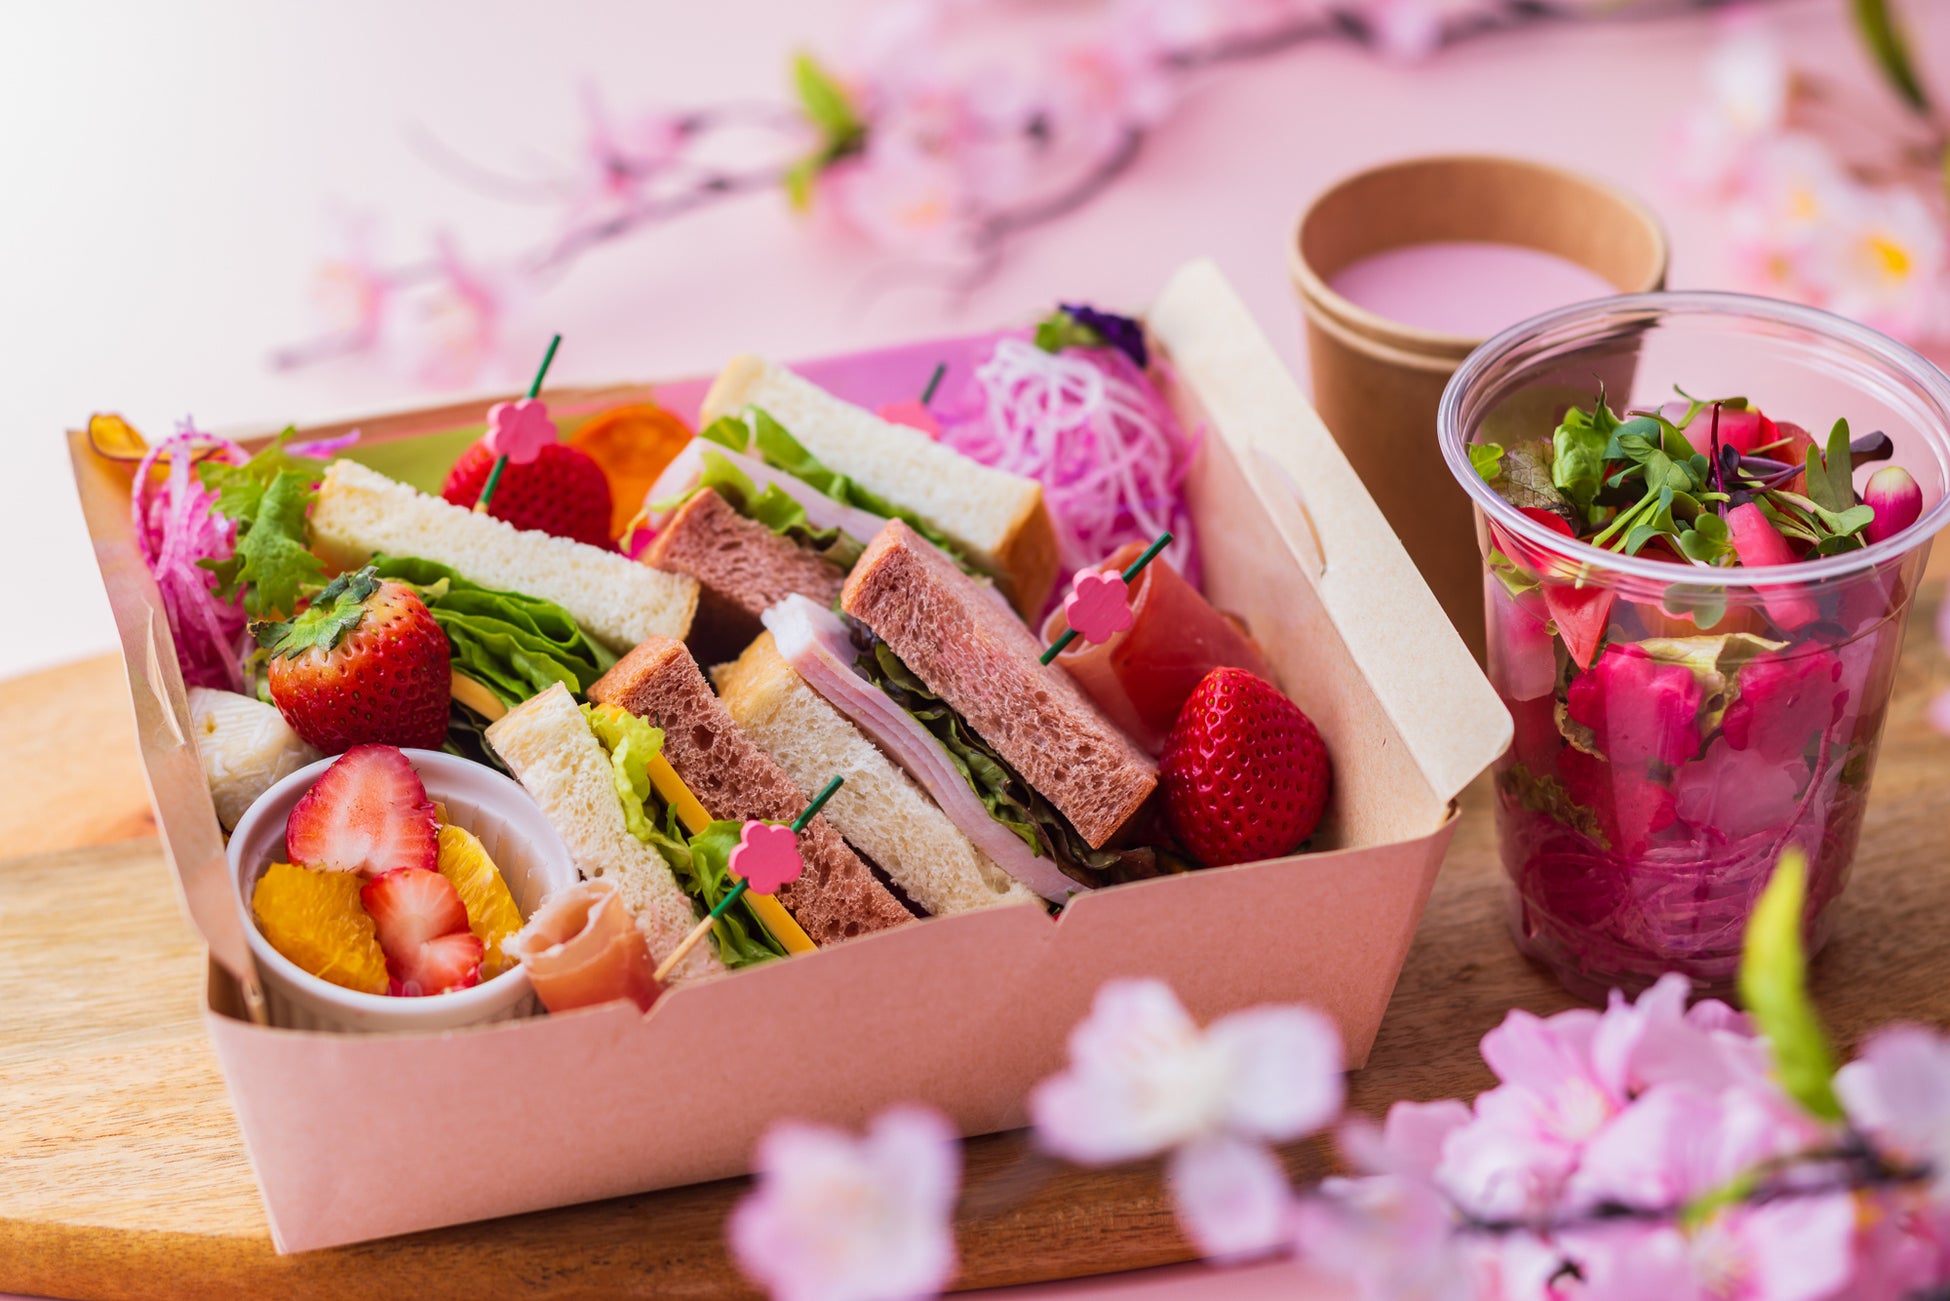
[729, 1105, 960, 1301]
[483, 397, 558, 465]
[875, 399, 941, 439]
[729, 822, 805, 896]
[1063, 570, 1134, 646]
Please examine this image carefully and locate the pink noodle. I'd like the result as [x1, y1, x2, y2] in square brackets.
[943, 340, 1199, 607]
[130, 424, 251, 693]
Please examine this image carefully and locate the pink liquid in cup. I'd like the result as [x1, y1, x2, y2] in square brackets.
[1329, 241, 1618, 338]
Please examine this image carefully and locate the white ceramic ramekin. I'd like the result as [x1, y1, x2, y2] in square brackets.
[227, 748, 578, 1034]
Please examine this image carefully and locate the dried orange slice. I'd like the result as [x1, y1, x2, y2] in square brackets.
[436, 824, 524, 979]
[567, 402, 694, 540]
[251, 861, 389, 994]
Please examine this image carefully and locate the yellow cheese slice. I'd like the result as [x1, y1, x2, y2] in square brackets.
[449, 671, 509, 722]
[645, 751, 818, 957]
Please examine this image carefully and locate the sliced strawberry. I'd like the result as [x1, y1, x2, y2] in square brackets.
[285, 745, 438, 876]
[361, 867, 483, 996]
[389, 931, 486, 998]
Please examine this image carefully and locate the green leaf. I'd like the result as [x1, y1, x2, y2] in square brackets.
[1551, 400, 1619, 520]
[197, 428, 325, 524]
[1487, 548, 1540, 598]
[370, 556, 616, 707]
[252, 564, 378, 657]
[678, 447, 866, 570]
[218, 470, 325, 619]
[1488, 441, 1574, 521]
[1853, 0, 1931, 115]
[1468, 442, 1506, 481]
[793, 53, 864, 144]
[1034, 309, 1107, 355]
[1738, 849, 1843, 1121]
[1825, 419, 1855, 511]
[784, 53, 866, 210]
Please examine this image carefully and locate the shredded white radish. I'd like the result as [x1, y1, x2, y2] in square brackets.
[944, 339, 1198, 602]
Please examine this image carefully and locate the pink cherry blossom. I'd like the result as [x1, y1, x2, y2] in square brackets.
[730, 821, 807, 896]
[1570, 1196, 1859, 1301]
[1432, 975, 1767, 1220]
[876, 399, 941, 438]
[390, 234, 510, 389]
[1667, 22, 1789, 196]
[1800, 185, 1949, 342]
[1030, 980, 1342, 1260]
[729, 1105, 960, 1301]
[1838, 1026, 1950, 1201]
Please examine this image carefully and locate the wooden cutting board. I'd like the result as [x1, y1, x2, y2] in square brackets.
[4, 586, 1949, 1299]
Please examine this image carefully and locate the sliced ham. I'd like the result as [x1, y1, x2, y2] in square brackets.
[643, 441, 889, 546]
[1041, 543, 1272, 755]
[508, 880, 663, 1014]
[763, 595, 1083, 904]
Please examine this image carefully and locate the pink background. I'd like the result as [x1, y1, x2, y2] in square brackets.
[2, 0, 1945, 1295]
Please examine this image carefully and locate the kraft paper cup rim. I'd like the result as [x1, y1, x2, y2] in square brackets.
[1438, 290, 1950, 588]
[1290, 154, 1669, 360]
[227, 748, 577, 1027]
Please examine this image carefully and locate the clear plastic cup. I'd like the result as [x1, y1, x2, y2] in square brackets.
[1439, 292, 1950, 1001]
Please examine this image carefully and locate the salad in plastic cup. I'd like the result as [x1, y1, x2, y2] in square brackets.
[1439, 292, 1950, 1001]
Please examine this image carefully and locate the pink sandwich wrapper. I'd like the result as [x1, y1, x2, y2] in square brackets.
[70, 261, 1511, 1252]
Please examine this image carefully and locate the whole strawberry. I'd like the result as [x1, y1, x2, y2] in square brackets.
[1160, 667, 1331, 867]
[442, 440, 614, 549]
[255, 566, 451, 754]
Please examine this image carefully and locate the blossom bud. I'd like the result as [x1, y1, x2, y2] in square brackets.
[1863, 466, 1923, 545]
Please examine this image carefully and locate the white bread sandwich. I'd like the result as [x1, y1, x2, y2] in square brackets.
[660, 357, 1060, 617]
[757, 523, 1183, 906]
[485, 683, 730, 983]
[310, 459, 698, 653]
[587, 635, 916, 945]
[713, 632, 1039, 918]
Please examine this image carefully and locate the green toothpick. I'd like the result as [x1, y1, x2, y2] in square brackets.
[1040, 531, 1173, 666]
[473, 332, 563, 514]
[920, 362, 946, 406]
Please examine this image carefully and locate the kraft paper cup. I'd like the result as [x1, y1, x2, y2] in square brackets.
[228, 749, 579, 1034]
[1290, 155, 1669, 660]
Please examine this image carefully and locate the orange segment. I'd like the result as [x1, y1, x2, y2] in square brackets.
[251, 861, 389, 994]
[436, 824, 524, 979]
[568, 403, 694, 539]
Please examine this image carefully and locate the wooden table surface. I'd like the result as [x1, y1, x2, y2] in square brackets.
[4, 582, 1949, 1300]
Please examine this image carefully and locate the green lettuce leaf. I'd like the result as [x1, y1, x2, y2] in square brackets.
[1552, 400, 1620, 522]
[370, 556, 616, 707]
[581, 703, 785, 967]
[851, 626, 1187, 890]
[199, 431, 328, 619]
[684, 449, 865, 571]
[702, 408, 975, 569]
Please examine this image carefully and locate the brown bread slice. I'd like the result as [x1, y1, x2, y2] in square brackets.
[840, 520, 1157, 849]
[587, 636, 912, 944]
[642, 488, 845, 665]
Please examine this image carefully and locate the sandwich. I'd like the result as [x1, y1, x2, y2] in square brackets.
[646, 357, 1059, 628]
[642, 487, 845, 666]
[311, 458, 698, 653]
[759, 519, 1185, 906]
[713, 633, 1040, 918]
[485, 681, 806, 983]
[587, 636, 916, 944]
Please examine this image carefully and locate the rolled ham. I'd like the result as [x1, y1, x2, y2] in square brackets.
[763, 595, 1082, 904]
[1041, 543, 1272, 755]
[643, 440, 889, 546]
[507, 880, 663, 1014]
